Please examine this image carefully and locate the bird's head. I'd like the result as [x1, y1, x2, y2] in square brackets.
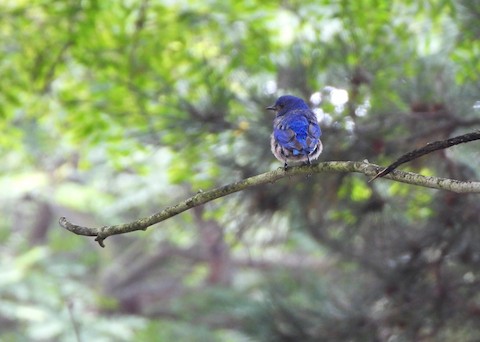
[266, 95, 309, 116]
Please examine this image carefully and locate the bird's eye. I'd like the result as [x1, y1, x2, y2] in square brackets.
[278, 103, 285, 108]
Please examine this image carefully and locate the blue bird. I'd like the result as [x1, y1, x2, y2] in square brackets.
[267, 95, 322, 169]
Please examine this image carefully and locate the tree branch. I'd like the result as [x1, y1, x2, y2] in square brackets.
[59, 161, 480, 247]
[369, 131, 480, 181]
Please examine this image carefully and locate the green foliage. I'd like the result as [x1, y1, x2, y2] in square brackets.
[1, 0, 480, 340]
[338, 176, 372, 202]
[0, 245, 146, 341]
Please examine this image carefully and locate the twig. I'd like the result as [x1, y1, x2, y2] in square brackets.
[59, 161, 480, 248]
[369, 131, 480, 182]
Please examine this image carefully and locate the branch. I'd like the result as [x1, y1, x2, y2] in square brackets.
[59, 161, 480, 247]
[370, 131, 480, 181]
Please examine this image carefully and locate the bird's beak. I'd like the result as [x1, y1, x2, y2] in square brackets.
[266, 105, 276, 111]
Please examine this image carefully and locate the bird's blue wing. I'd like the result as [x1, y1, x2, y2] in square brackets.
[274, 114, 310, 155]
[308, 122, 321, 140]
[273, 126, 297, 147]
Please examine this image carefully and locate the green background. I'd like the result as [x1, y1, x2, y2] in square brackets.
[1, 0, 480, 340]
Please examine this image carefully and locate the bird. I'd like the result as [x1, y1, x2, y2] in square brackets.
[267, 95, 322, 169]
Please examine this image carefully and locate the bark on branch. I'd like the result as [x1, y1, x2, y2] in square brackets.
[59, 160, 480, 247]
[369, 131, 480, 181]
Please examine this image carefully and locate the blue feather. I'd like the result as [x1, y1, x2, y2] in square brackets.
[268, 95, 323, 167]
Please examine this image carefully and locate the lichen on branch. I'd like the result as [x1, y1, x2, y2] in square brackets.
[59, 160, 480, 248]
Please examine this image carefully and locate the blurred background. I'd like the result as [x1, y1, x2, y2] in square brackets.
[1, 0, 480, 341]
